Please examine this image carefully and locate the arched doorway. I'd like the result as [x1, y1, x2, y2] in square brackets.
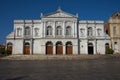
[46, 41, 53, 55]
[66, 42, 73, 55]
[56, 41, 63, 55]
[24, 42, 30, 55]
[7, 42, 13, 54]
[105, 43, 109, 50]
[88, 43, 94, 55]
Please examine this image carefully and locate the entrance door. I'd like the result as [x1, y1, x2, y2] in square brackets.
[24, 43, 30, 55]
[88, 43, 94, 55]
[66, 42, 73, 55]
[7, 43, 13, 54]
[56, 42, 63, 55]
[46, 42, 53, 55]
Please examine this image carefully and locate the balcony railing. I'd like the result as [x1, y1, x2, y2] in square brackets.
[24, 35, 32, 39]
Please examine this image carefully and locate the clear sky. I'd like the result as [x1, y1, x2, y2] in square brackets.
[0, 0, 120, 44]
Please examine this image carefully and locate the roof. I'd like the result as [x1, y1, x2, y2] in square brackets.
[110, 12, 120, 19]
[41, 7, 78, 18]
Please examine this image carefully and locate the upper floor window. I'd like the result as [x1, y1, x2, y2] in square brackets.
[56, 26, 62, 35]
[25, 27, 30, 35]
[66, 26, 71, 35]
[88, 27, 93, 36]
[113, 26, 117, 35]
[97, 29, 102, 36]
[80, 28, 85, 36]
[34, 28, 39, 36]
[17, 28, 22, 37]
[46, 26, 52, 35]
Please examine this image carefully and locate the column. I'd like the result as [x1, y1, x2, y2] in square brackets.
[31, 39, 33, 55]
[112, 39, 114, 50]
[72, 22, 75, 38]
[119, 38, 120, 52]
[53, 43, 56, 55]
[63, 44, 66, 55]
[43, 21, 46, 38]
[74, 22, 77, 38]
[63, 21, 65, 37]
[53, 21, 55, 37]
[95, 39, 97, 54]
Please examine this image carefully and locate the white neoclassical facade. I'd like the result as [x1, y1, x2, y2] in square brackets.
[6, 8, 110, 55]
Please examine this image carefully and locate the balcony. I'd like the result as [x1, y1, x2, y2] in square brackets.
[87, 36, 96, 39]
[24, 35, 32, 39]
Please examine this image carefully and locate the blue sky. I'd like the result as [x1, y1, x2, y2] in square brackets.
[0, 0, 120, 44]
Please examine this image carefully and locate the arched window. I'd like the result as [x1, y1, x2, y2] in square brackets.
[97, 29, 102, 36]
[46, 26, 52, 35]
[80, 28, 85, 36]
[25, 27, 30, 35]
[56, 26, 62, 35]
[88, 27, 93, 36]
[66, 26, 71, 35]
[34, 28, 39, 36]
[17, 28, 22, 36]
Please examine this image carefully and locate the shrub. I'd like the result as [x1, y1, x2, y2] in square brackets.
[0, 47, 5, 54]
[0, 48, 12, 55]
[105, 48, 114, 54]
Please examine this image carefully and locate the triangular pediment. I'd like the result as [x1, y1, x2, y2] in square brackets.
[42, 9, 77, 18]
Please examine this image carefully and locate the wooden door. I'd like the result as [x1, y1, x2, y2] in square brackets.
[56, 45, 63, 55]
[46, 46, 53, 55]
[7, 46, 12, 54]
[24, 45, 30, 55]
[66, 45, 72, 55]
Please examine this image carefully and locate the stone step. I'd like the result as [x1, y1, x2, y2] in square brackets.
[1, 54, 120, 60]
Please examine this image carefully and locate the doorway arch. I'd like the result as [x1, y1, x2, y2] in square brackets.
[66, 42, 73, 55]
[105, 43, 109, 50]
[46, 41, 53, 55]
[7, 42, 13, 54]
[24, 42, 30, 55]
[88, 43, 94, 55]
[56, 41, 63, 55]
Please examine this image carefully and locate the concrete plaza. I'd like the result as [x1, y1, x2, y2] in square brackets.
[0, 54, 120, 80]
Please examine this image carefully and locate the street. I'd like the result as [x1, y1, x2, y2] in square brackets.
[0, 56, 120, 80]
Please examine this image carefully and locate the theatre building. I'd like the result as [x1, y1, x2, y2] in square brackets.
[6, 8, 110, 55]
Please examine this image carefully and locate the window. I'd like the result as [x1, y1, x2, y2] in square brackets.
[34, 28, 39, 36]
[25, 27, 30, 35]
[17, 28, 22, 36]
[80, 28, 85, 36]
[66, 26, 71, 35]
[56, 26, 62, 35]
[88, 27, 93, 36]
[97, 29, 102, 36]
[46, 26, 52, 35]
[113, 26, 117, 35]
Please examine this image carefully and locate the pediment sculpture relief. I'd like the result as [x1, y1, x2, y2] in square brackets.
[56, 21, 63, 26]
[65, 21, 72, 26]
[46, 21, 53, 26]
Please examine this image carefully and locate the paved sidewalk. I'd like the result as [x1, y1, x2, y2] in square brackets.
[1, 54, 120, 60]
